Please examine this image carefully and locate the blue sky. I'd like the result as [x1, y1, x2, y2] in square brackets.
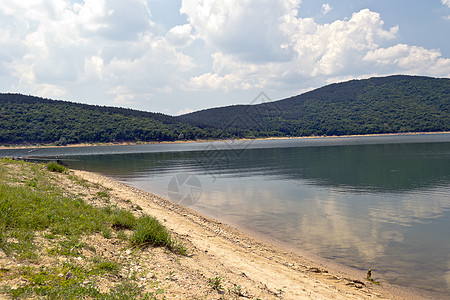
[0, 0, 449, 115]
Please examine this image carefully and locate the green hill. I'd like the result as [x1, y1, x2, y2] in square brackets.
[0, 94, 212, 145]
[0, 75, 449, 145]
[177, 75, 450, 137]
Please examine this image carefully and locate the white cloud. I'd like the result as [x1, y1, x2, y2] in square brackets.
[321, 3, 332, 15]
[176, 107, 195, 115]
[166, 24, 195, 47]
[364, 44, 450, 76]
[0, 1, 448, 114]
[185, 8, 402, 91]
[442, 0, 450, 20]
[76, 0, 153, 40]
[0, 0, 198, 108]
[181, 0, 299, 62]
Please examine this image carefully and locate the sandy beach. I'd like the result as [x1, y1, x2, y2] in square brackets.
[67, 169, 426, 299]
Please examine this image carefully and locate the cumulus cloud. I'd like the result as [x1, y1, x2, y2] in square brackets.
[0, 1, 448, 114]
[186, 8, 406, 91]
[321, 3, 332, 15]
[166, 24, 195, 47]
[76, 0, 153, 40]
[181, 0, 299, 62]
[364, 44, 450, 76]
[0, 0, 197, 107]
[184, 4, 450, 93]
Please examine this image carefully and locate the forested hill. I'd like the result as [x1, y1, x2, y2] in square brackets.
[0, 75, 449, 146]
[177, 75, 450, 137]
[0, 94, 213, 145]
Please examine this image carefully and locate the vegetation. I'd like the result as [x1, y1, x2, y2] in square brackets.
[0, 158, 186, 299]
[46, 162, 67, 173]
[179, 75, 450, 137]
[0, 75, 448, 146]
[130, 215, 187, 255]
[0, 93, 209, 145]
[367, 269, 380, 285]
[207, 276, 224, 292]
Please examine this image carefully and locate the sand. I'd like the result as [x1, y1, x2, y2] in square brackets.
[69, 169, 429, 299]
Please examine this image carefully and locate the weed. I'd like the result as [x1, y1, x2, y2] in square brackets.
[367, 269, 380, 285]
[229, 284, 244, 297]
[26, 178, 38, 188]
[47, 238, 85, 257]
[102, 226, 112, 239]
[91, 257, 121, 275]
[97, 191, 110, 200]
[46, 162, 66, 173]
[207, 276, 224, 291]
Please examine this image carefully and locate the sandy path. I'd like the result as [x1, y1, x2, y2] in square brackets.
[69, 169, 432, 300]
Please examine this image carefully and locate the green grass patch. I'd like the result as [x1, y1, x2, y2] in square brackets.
[130, 215, 187, 255]
[46, 162, 67, 173]
[3, 263, 158, 299]
[91, 257, 121, 275]
[0, 159, 185, 298]
[109, 209, 136, 230]
[0, 183, 107, 237]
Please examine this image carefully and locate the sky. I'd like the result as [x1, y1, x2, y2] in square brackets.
[0, 0, 449, 116]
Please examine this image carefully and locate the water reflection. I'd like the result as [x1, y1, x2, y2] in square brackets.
[66, 142, 450, 193]
[62, 141, 450, 297]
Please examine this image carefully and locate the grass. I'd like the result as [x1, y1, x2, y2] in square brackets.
[0, 158, 185, 299]
[2, 262, 158, 299]
[46, 162, 67, 173]
[207, 276, 224, 292]
[110, 209, 136, 230]
[130, 216, 187, 255]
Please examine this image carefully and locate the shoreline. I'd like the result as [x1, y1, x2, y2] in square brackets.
[74, 169, 430, 299]
[193, 207, 434, 299]
[1, 131, 449, 150]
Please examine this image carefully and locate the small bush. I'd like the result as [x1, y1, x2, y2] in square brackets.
[46, 162, 66, 173]
[129, 216, 172, 249]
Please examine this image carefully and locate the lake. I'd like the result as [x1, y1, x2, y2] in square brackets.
[2, 134, 449, 297]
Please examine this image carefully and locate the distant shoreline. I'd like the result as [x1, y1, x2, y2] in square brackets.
[1, 131, 449, 150]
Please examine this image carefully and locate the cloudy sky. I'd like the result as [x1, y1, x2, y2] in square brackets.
[1, 0, 449, 115]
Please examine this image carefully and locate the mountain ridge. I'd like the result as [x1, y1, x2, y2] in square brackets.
[177, 75, 450, 136]
[1, 75, 449, 145]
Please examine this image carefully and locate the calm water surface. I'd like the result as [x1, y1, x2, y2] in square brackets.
[4, 134, 449, 297]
